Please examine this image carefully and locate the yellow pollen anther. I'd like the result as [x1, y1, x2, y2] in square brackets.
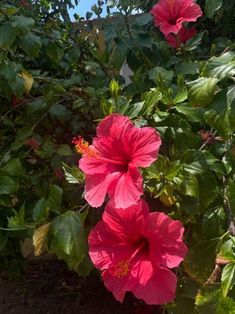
[72, 136, 98, 157]
[113, 260, 130, 278]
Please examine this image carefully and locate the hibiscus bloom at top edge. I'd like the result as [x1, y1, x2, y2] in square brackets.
[88, 200, 188, 305]
[150, 0, 203, 36]
[73, 114, 161, 209]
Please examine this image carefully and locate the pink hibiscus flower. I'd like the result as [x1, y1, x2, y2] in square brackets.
[166, 26, 197, 48]
[88, 200, 188, 304]
[73, 114, 161, 209]
[150, 0, 203, 36]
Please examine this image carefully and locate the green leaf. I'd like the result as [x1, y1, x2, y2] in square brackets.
[15, 127, 33, 141]
[73, 97, 85, 109]
[124, 102, 144, 118]
[32, 198, 48, 222]
[219, 238, 235, 263]
[184, 207, 225, 282]
[11, 15, 34, 34]
[21, 32, 42, 57]
[62, 75, 81, 88]
[173, 89, 188, 104]
[3, 158, 25, 177]
[142, 88, 162, 115]
[48, 211, 87, 270]
[198, 171, 218, 213]
[185, 31, 205, 50]
[57, 144, 73, 156]
[205, 0, 223, 18]
[0, 4, 17, 16]
[204, 90, 232, 138]
[221, 263, 235, 297]
[38, 141, 55, 159]
[62, 163, 84, 184]
[148, 67, 173, 85]
[109, 80, 120, 97]
[217, 296, 235, 314]
[184, 237, 219, 282]
[196, 287, 235, 313]
[195, 288, 221, 314]
[0, 24, 17, 48]
[167, 277, 199, 314]
[203, 207, 226, 239]
[182, 150, 218, 175]
[182, 175, 199, 197]
[46, 185, 63, 213]
[175, 61, 199, 76]
[49, 104, 72, 123]
[202, 52, 235, 80]
[188, 77, 219, 107]
[77, 255, 94, 277]
[0, 176, 17, 195]
[46, 42, 64, 62]
[101, 97, 113, 115]
[7, 205, 26, 230]
[27, 99, 48, 115]
[175, 104, 204, 123]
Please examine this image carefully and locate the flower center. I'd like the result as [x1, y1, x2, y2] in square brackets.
[112, 259, 131, 278]
[167, 0, 177, 24]
[132, 237, 149, 257]
[72, 136, 99, 158]
[168, 18, 176, 25]
[111, 237, 149, 278]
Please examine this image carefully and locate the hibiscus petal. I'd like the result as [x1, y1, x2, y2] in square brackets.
[84, 172, 119, 207]
[102, 269, 135, 303]
[79, 156, 117, 175]
[159, 21, 182, 36]
[96, 113, 133, 138]
[93, 136, 128, 166]
[125, 127, 161, 168]
[131, 258, 154, 286]
[112, 166, 143, 209]
[145, 212, 188, 269]
[166, 26, 197, 48]
[179, 2, 203, 21]
[102, 199, 149, 239]
[150, 1, 172, 25]
[88, 221, 132, 270]
[133, 266, 177, 305]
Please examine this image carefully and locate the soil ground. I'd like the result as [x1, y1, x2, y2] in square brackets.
[0, 259, 163, 314]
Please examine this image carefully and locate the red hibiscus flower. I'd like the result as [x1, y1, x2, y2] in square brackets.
[88, 200, 188, 304]
[73, 114, 161, 209]
[151, 0, 203, 36]
[166, 26, 197, 48]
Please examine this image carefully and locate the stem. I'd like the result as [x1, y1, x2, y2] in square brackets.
[222, 137, 235, 236]
[223, 175, 235, 236]
[124, 12, 133, 41]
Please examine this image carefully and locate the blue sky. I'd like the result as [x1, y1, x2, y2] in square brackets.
[69, 0, 106, 18]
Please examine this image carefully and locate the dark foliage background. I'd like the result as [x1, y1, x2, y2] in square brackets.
[0, 0, 235, 312]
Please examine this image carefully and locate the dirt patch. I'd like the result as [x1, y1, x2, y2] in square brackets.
[0, 260, 163, 314]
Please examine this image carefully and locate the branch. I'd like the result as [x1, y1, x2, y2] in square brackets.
[223, 175, 235, 236]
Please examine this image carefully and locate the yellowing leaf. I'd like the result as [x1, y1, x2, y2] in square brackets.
[159, 185, 176, 207]
[33, 222, 51, 256]
[20, 70, 34, 93]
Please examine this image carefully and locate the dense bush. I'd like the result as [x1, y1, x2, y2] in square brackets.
[0, 0, 235, 311]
